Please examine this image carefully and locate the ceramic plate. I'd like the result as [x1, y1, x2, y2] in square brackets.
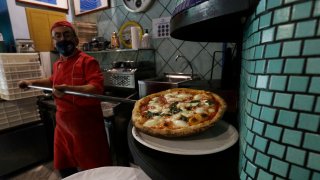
[132, 120, 239, 155]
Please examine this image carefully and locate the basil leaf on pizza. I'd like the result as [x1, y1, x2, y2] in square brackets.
[132, 88, 227, 137]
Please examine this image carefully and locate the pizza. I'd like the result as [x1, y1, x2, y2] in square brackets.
[132, 88, 227, 137]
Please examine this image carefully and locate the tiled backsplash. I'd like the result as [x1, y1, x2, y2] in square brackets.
[73, 0, 226, 80]
[240, 0, 320, 179]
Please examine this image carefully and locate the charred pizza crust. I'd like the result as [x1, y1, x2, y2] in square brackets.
[132, 88, 227, 137]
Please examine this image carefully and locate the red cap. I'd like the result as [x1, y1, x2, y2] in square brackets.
[51, 20, 75, 32]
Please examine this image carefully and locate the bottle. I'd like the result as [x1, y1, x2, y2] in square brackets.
[110, 31, 120, 49]
[141, 29, 151, 49]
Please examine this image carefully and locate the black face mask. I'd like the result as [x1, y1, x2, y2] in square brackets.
[56, 40, 76, 57]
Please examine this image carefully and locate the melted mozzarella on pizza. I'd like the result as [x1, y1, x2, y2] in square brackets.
[142, 91, 217, 129]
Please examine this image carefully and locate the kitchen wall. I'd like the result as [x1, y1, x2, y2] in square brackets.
[73, 0, 226, 80]
[239, 0, 320, 179]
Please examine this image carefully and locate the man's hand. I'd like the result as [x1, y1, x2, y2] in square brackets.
[18, 80, 32, 90]
[53, 84, 68, 98]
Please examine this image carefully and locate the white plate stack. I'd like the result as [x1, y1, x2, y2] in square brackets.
[0, 97, 41, 130]
[0, 53, 44, 100]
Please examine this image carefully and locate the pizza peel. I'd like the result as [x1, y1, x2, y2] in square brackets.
[28, 85, 137, 104]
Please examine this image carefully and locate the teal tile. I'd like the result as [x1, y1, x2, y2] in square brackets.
[312, 172, 320, 180]
[307, 152, 320, 171]
[258, 91, 273, 105]
[303, 40, 320, 56]
[267, 59, 283, 74]
[268, 141, 285, 158]
[284, 58, 304, 74]
[314, 0, 320, 17]
[293, 94, 315, 111]
[309, 77, 320, 94]
[286, 147, 306, 166]
[295, 20, 316, 38]
[275, 177, 286, 180]
[240, 170, 248, 180]
[256, 0, 266, 15]
[277, 110, 297, 128]
[259, 13, 272, 29]
[273, 7, 290, 24]
[251, 89, 259, 102]
[306, 57, 320, 74]
[282, 41, 302, 57]
[292, 1, 312, 20]
[255, 60, 266, 73]
[276, 24, 294, 40]
[253, 135, 268, 152]
[284, 0, 299, 4]
[270, 158, 289, 177]
[252, 120, 265, 135]
[255, 45, 265, 59]
[298, 113, 320, 132]
[256, 75, 269, 88]
[315, 97, 320, 113]
[252, 18, 260, 33]
[289, 165, 311, 180]
[274, 93, 292, 109]
[251, 104, 262, 119]
[246, 130, 255, 145]
[245, 145, 256, 161]
[246, 161, 257, 178]
[255, 152, 270, 169]
[269, 76, 287, 91]
[260, 106, 276, 123]
[303, 133, 320, 151]
[264, 124, 283, 141]
[250, 75, 258, 87]
[282, 128, 302, 146]
[253, 32, 261, 46]
[265, 43, 281, 58]
[287, 76, 309, 92]
[267, 0, 282, 9]
[262, 27, 275, 43]
[257, 169, 273, 180]
[246, 115, 253, 129]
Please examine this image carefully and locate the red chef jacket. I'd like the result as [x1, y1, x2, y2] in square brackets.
[49, 50, 112, 170]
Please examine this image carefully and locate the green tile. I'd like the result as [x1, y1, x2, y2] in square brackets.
[303, 40, 320, 56]
[246, 161, 257, 178]
[284, 0, 299, 4]
[264, 124, 283, 141]
[273, 7, 290, 24]
[307, 152, 320, 171]
[253, 32, 261, 46]
[258, 91, 273, 105]
[274, 93, 292, 109]
[286, 147, 306, 166]
[312, 172, 320, 180]
[265, 43, 281, 58]
[252, 120, 265, 135]
[276, 24, 294, 40]
[284, 58, 304, 74]
[287, 76, 309, 92]
[253, 135, 268, 152]
[255, 60, 266, 73]
[306, 57, 320, 74]
[267, 59, 283, 74]
[303, 133, 320, 151]
[262, 27, 275, 43]
[257, 169, 273, 180]
[255, 152, 270, 169]
[282, 41, 302, 57]
[295, 20, 316, 38]
[315, 97, 320, 113]
[269, 76, 287, 91]
[260, 106, 276, 123]
[256, 75, 269, 88]
[314, 0, 320, 17]
[293, 94, 315, 111]
[259, 12, 272, 29]
[251, 89, 259, 102]
[256, 0, 266, 15]
[255, 45, 265, 59]
[246, 130, 255, 145]
[270, 158, 289, 177]
[251, 104, 262, 119]
[309, 77, 320, 94]
[268, 141, 285, 158]
[252, 18, 260, 33]
[282, 128, 302, 146]
[250, 75, 258, 87]
[240, 170, 248, 180]
[267, 0, 282, 9]
[289, 165, 311, 180]
[246, 115, 254, 129]
[245, 145, 256, 161]
[292, 1, 312, 20]
[298, 113, 320, 132]
[277, 110, 297, 128]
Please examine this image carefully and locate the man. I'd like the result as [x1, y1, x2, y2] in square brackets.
[18, 20, 112, 178]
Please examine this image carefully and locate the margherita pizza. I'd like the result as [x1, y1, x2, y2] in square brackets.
[132, 88, 227, 137]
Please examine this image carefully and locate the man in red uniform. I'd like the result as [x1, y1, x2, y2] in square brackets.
[18, 20, 112, 178]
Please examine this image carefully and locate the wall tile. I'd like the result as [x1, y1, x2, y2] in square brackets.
[246, 130, 255, 145]
[286, 147, 306, 166]
[309, 77, 320, 94]
[252, 104, 262, 119]
[268, 141, 286, 158]
[265, 43, 281, 58]
[276, 24, 294, 40]
[262, 27, 275, 43]
[289, 165, 311, 180]
[303, 40, 320, 56]
[258, 90, 273, 106]
[273, 7, 291, 24]
[298, 113, 320, 132]
[306, 57, 320, 74]
[253, 120, 265, 135]
[267, 59, 283, 74]
[269, 75, 287, 91]
[265, 124, 283, 141]
[307, 152, 320, 171]
[260, 106, 276, 123]
[257, 169, 274, 180]
[315, 97, 320, 113]
[260, 12, 272, 29]
[255, 151, 271, 169]
[270, 158, 289, 177]
[256, 75, 269, 88]
[303, 133, 320, 152]
[291, 1, 312, 20]
[284, 58, 304, 74]
[287, 76, 309, 92]
[314, 0, 320, 17]
[255, 60, 265, 73]
[256, 0, 266, 15]
[295, 20, 316, 38]
[274, 93, 292, 109]
[255, 45, 265, 59]
[277, 110, 297, 128]
[267, 0, 282, 10]
[246, 145, 256, 161]
[282, 40, 302, 57]
[282, 129, 302, 146]
[312, 172, 320, 180]
[246, 160, 258, 178]
[293, 94, 315, 111]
